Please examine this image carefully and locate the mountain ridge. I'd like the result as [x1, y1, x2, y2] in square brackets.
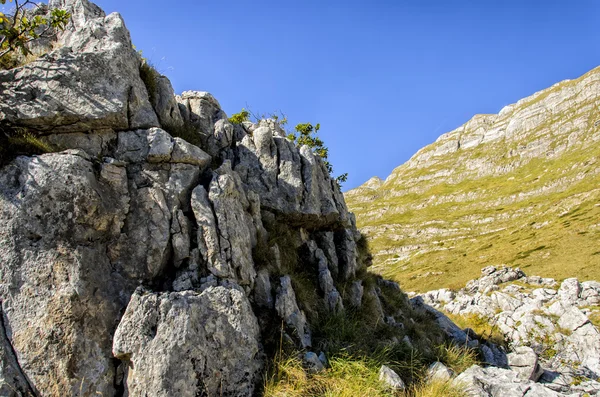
[346, 65, 600, 292]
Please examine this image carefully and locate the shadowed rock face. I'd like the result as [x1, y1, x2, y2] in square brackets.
[0, 1, 365, 395]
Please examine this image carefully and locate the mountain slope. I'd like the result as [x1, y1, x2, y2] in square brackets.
[346, 66, 600, 292]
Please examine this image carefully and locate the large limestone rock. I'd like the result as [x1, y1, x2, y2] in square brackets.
[191, 161, 260, 287]
[233, 121, 352, 228]
[0, 0, 159, 132]
[0, 132, 209, 395]
[275, 276, 312, 348]
[0, 151, 132, 396]
[113, 286, 262, 396]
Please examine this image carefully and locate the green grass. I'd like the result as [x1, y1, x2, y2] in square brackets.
[0, 127, 55, 166]
[263, 350, 468, 397]
[140, 60, 159, 105]
[443, 312, 507, 348]
[436, 344, 479, 374]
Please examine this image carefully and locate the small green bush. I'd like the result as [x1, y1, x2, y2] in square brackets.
[229, 108, 250, 125]
[0, 0, 70, 64]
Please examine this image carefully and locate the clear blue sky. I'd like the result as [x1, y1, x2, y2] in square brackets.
[92, 0, 599, 190]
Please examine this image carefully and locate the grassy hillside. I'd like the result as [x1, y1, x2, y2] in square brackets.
[346, 67, 600, 292]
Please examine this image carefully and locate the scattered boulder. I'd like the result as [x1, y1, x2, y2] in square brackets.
[427, 361, 453, 382]
[303, 352, 325, 373]
[379, 365, 405, 391]
[507, 346, 544, 381]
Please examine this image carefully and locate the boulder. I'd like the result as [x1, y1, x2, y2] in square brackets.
[379, 365, 405, 391]
[303, 352, 325, 373]
[427, 361, 453, 382]
[507, 346, 544, 381]
[558, 278, 581, 305]
[0, 151, 133, 396]
[113, 286, 262, 396]
[1, 0, 159, 132]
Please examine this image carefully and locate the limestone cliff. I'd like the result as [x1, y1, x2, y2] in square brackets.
[346, 66, 600, 292]
[0, 1, 370, 395]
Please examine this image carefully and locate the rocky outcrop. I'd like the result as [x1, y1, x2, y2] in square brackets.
[346, 65, 600, 292]
[0, 0, 369, 395]
[1, 0, 158, 133]
[416, 266, 600, 396]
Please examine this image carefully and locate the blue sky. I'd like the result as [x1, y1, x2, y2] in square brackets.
[94, 1, 599, 189]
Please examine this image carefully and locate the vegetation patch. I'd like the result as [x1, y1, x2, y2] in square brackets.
[444, 312, 507, 348]
[0, 126, 54, 166]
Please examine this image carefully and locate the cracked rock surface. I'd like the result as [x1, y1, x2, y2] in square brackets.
[0, 0, 367, 395]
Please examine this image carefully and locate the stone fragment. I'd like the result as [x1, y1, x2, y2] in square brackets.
[303, 352, 325, 373]
[507, 346, 544, 381]
[427, 361, 453, 382]
[379, 365, 405, 391]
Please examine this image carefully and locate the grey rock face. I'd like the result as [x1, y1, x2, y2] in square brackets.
[275, 276, 312, 348]
[192, 162, 259, 287]
[113, 286, 262, 397]
[40, 129, 116, 157]
[507, 346, 544, 381]
[255, 269, 274, 309]
[233, 122, 352, 229]
[336, 229, 360, 280]
[379, 365, 405, 391]
[1, 0, 158, 132]
[0, 1, 365, 395]
[0, 151, 132, 396]
[176, 91, 232, 156]
[152, 75, 184, 129]
[306, 240, 344, 313]
[349, 280, 365, 308]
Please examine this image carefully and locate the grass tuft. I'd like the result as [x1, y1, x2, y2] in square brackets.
[444, 312, 507, 348]
[140, 60, 159, 105]
[436, 343, 479, 374]
[0, 127, 55, 166]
